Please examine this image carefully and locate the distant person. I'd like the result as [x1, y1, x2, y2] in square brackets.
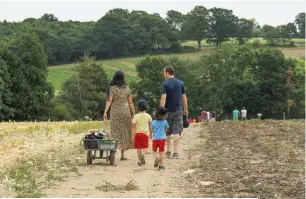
[241, 107, 247, 121]
[233, 107, 240, 121]
[160, 66, 188, 159]
[211, 109, 216, 122]
[150, 107, 169, 170]
[206, 110, 211, 122]
[132, 99, 152, 166]
[104, 71, 135, 161]
[201, 109, 207, 122]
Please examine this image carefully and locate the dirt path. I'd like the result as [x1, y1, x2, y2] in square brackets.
[42, 124, 202, 198]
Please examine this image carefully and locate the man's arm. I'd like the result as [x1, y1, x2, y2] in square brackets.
[160, 83, 167, 107]
[160, 94, 166, 107]
[182, 94, 188, 115]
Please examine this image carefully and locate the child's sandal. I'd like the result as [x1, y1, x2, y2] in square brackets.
[154, 158, 159, 168]
[140, 154, 146, 164]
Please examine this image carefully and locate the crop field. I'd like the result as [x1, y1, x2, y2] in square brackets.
[47, 51, 213, 93]
[181, 37, 306, 48]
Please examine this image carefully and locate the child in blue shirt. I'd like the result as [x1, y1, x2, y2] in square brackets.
[233, 106, 240, 121]
[150, 107, 169, 170]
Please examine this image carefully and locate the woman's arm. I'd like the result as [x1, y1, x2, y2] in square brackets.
[103, 96, 113, 120]
[131, 123, 136, 140]
[128, 95, 135, 118]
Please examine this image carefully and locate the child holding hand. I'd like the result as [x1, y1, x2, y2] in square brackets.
[150, 107, 169, 170]
[132, 99, 152, 166]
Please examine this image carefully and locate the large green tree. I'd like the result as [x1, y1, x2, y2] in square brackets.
[277, 23, 296, 45]
[7, 33, 54, 120]
[0, 46, 14, 119]
[235, 18, 254, 44]
[207, 7, 238, 46]
[295, 12, 305, 38]
[251, 48, 288, 118]
[57, 55, 109, 120]
[252, 19, 262, 37]
[93, 11, 133, 58]
[40, 13, 59, 22]
[166, 10, 184, 31]
[261, 25, 279, 45]
[181, 6, 210, 50]
[293, 60, 305, 118]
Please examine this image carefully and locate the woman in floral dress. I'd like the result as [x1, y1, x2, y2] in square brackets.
[103, 71, 135, 160]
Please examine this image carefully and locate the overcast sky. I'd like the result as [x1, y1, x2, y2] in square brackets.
[0, 0, 305, 26]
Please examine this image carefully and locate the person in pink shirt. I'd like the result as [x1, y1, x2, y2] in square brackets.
[201, 109, 207, 122]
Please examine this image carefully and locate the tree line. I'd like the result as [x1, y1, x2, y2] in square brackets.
[0, 37, 304, 121]
[53, 45, 304, 121]
[0, 6, 304, 121]
[0, 7, 305, 65]
[132, 46, 305, 120]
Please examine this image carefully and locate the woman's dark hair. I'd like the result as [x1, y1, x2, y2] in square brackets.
[106, 70, 127, 96]
[155, 106, 167, 120]
[137, 99, 148, 111]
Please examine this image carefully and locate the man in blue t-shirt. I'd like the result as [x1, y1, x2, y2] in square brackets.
[160, 66, 188, 159]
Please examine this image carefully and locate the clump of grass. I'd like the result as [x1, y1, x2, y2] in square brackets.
[46, 173, 64, 182]
[96, 180, 139, 192]
[1, 157, 46, 198]
[0, 144, 83, 197]
[0, 121, 106, 197]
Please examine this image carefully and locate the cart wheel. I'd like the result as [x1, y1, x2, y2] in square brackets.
[87, 151, 93, 165]
[109, 151, 115, 166]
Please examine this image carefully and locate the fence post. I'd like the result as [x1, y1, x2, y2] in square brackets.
[283, 112, 286, 120]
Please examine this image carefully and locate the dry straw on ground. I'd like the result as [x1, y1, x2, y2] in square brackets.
[184, 120, 305, 199]
[96, 180, 140, 192]
[0, 121, 102, 197]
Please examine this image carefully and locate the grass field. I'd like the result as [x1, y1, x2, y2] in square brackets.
[47, 40, 305, 94]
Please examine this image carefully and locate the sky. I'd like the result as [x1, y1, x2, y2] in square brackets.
[0, 0, 305, 26]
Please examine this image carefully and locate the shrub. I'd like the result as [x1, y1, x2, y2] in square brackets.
[251, 39, 262, 48]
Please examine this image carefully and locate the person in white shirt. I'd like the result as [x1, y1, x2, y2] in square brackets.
[241, 107, 247, 121]
[206, 111, 211, 122]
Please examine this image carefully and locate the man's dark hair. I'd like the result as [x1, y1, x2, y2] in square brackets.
[137, 99, 148, 111]
[155, 106, 167, 120]
[164, 66, 175, 75]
